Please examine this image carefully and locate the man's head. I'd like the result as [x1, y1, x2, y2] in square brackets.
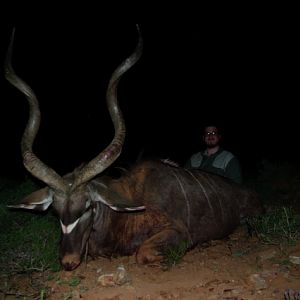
[203, 125, 221, 149]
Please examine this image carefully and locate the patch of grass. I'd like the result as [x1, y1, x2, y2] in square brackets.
[56, 276, 81, 287]
[0, 214, 61, 273]
[39, 288, 47, 300]
[0, 177, 38, 230]
[63, 292, 73, 300]
[252, 159, 300, 208]
[0, 176, 61, 275]
[248, 206, 300, 246]
[163, 241, 189, 269]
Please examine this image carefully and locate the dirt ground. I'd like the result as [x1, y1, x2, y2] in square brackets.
[2, 226, 300, 300]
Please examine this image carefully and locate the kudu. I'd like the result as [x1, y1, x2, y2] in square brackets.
[5, 26, 263, 271]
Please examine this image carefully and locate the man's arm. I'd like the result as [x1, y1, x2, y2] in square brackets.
[184, 158, 192, 168]
[184, 152, 203, 169]
[225, 157, 243, 184]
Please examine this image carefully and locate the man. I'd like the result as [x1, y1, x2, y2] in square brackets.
[185, 125, 242, 184]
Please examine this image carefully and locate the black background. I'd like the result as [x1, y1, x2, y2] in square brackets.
[0, 9, 298, 179]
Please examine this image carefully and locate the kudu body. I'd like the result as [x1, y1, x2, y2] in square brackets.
[5, 27, 263, 271]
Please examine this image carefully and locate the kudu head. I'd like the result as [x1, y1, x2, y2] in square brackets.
[5, 26, 144, 271]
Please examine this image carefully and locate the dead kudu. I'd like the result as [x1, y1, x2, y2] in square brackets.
[5, 27, 263, 271]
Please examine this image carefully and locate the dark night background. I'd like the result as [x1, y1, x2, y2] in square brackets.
[0, 10, 298, 181]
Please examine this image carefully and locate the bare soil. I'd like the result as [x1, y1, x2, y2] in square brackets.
[2, 226, 300, 300]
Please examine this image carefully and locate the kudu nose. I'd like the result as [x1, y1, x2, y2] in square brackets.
[61, 254, 81, 271]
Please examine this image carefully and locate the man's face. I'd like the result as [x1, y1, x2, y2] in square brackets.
[203, 126, 220, 148]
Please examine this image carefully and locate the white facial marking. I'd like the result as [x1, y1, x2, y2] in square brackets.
[60, 218, 80, 235]
[85, 199, 91, 209]
[125, 206, 145, 211]
[110, 205, 145, 211]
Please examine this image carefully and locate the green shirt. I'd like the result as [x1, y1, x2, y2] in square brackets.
[185, 148, 242, 184]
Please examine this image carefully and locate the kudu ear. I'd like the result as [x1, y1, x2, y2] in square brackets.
[88, 181, 145, 212]
[7, 187, 54, 211]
